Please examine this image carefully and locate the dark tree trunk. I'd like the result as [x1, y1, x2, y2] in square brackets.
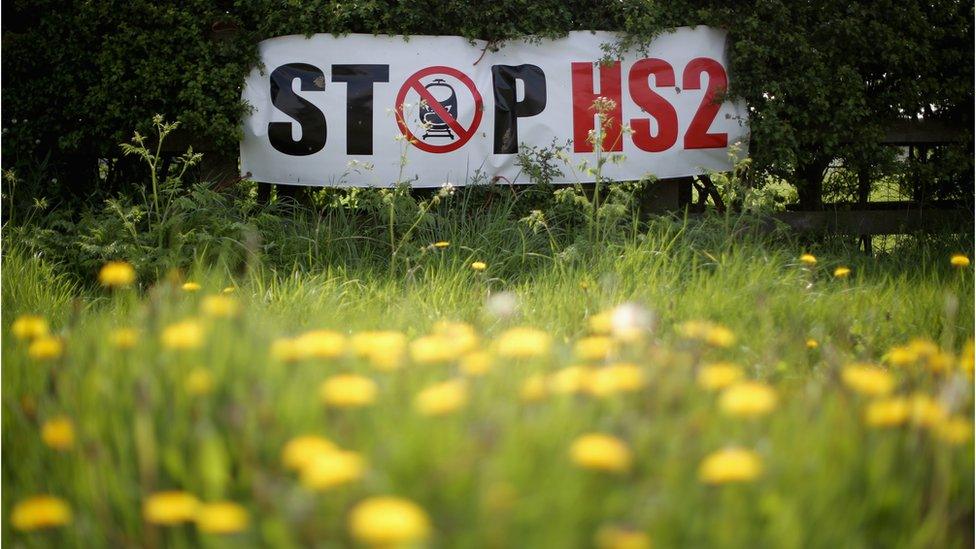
[60, 154, 100, 203]
[276, 184, 301, 202]
[795, 157, 831, 210]
[256, 182, 272, 205]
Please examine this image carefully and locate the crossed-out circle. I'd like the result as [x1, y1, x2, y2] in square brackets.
[394, 66, 483, 154]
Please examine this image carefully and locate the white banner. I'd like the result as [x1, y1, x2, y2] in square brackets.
[241, 28, 749, 187]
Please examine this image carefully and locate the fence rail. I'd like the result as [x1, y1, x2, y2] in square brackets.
[642, 117, 972, 235]
[772, 206, 972, 235]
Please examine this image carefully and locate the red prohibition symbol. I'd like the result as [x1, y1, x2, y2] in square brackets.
[395, 66, 483, 153]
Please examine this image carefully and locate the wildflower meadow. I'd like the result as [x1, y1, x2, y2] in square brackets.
[3, 220, 973, 547]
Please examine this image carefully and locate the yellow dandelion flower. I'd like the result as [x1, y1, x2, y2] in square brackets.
[161, 320, 204, 350]
[677, 320, 711, 340]
[433, 241, 450, 249]
[550, 365, 593, 395]
[496, 327, 552, 359]
[41, 416, 75, 451]
[352, 331, 407, 371]
[699, 447, 763, 484]
[185, 369, 214, 396]
[28, 335, 63, 360]
[908, 393, 948, 428]
[595, 525, 652, 549]
[10, 496, 72, 531]
[925, 351, 954, 374]
[196, 501, 249, 534]
[678, 319, 735, 346]
[432, 321, 480, 355]
[281, 435, 337, 471]
[143, 491, 200, 525]
[470, 261, 487, 271]
[351, 331, 383, 356]
[950, 254, 970, 268]
[221, 286, 236, 294]
[833, 266, 851, 278]
[410, 334, 459, 364]
[841, 364, 895, 396]
[295, 329, 347, 360]
[907, 338, 939, 359]
[696, 362, 743, 391]
[805, 339, 819, 350]
[300, 450, 366, 490]
[348, 496, 431, 547]
[11, 314, 48, 340]
[98, 260, 136, 288]
[799, 253, 817, 266]
[589, 310, 614, 335]
[270, 337, 302, 363]
[182, 282, 202, 292]
[520, 374, 548, 402]
[589, 363, 646, 397]
[719, 382, 777, 418]
[960, 339, 974, 376]
[574, 336, 615, 362]
[201, 295, 239, 318]
[934, 417, 973, 445]
[319, 374, 377, 409]
[705, 325, 736, 348]
[569, 433, 633, 473]
[110, 327, 139, 349]
[884, 345, 918, 367]
[414, 379, 468, 417]
[460, 351, 493, 376]
[864, 397, 910, 427]
[407, 322, 480, 365]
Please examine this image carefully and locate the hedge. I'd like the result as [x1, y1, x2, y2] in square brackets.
[2, 0, 972, 208]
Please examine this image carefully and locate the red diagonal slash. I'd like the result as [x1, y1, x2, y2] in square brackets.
[410, 81, 472, 140]
[394, 66, 483, 154]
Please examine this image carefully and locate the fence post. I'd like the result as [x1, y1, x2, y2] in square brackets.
[639, 177, 692, 215]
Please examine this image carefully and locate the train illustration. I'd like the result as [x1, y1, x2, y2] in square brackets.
[420, 79, 457, 140]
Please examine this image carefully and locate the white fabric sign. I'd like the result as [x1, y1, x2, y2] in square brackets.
[241, 28, 749, 187]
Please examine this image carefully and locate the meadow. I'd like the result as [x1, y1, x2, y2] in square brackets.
[2, 197, 974, 547]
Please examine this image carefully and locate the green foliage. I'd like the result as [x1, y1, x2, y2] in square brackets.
[516, 139, 569, 188]
[2, 0, 261, 204]
[4, 117, 269, 282]
[710, 0, 973, 205]
[2, 1, 971, 207]
[2, 171, 647, 288]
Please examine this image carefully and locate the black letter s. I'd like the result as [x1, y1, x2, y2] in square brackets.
[268, 63, 327, 156]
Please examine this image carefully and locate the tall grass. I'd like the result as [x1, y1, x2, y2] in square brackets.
[2, 201, 973, 547]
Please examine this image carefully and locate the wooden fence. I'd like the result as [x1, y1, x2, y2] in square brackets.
[641, 118, 972, 238]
